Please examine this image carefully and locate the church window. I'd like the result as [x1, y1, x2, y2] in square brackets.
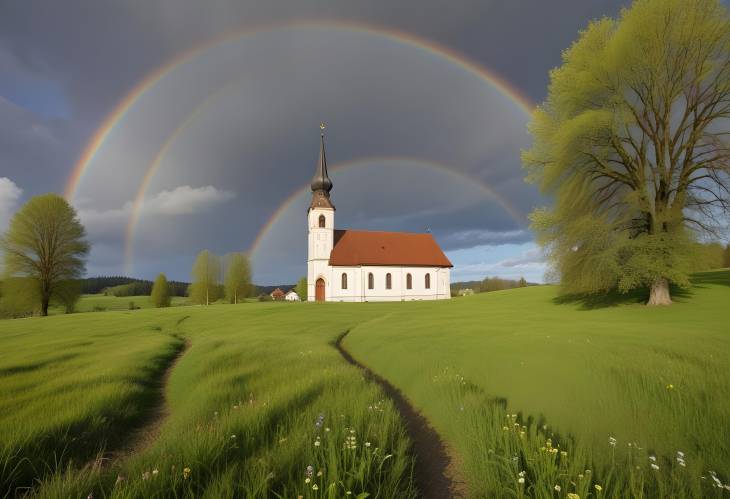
[368, 273, 374, 290]
[386, 273, 392, 289]
[318, 215, 326, 228]
[341, 273, 348, 289]
[425, 273, 431, 289]
[406, 273, 412, 289]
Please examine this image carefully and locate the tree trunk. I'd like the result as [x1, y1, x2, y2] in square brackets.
[647, 278, 672, 306]
[41, 296, 50, 316]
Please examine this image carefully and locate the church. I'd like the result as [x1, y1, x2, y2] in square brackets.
[307, 129, 452, 302]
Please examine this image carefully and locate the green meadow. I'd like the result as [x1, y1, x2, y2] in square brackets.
[1, 270, 729, 498]
[47, 295, 189, 315]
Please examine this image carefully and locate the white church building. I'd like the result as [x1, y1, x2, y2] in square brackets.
[307, 129, 452, 302]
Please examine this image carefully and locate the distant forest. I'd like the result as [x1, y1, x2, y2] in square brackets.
[80, 276, 294, 298]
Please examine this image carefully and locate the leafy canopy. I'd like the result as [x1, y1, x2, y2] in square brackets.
[189, 250, 221, 305]
[224, 253, 251, 304]
[1, 194, 88, 315]
[151, 273, 171, 308]
[524, 0, 730, 296]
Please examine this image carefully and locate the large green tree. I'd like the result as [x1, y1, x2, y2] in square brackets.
[189, 250, 221, 305]
[151, 273, 171, 308]
[724, 243, 730, 267]
[524, 0, 730, 305]
[224, 253, 251, 304]
[1, 194, 89, 315]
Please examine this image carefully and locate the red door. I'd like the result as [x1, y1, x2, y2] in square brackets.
[315, 278, 325, 302]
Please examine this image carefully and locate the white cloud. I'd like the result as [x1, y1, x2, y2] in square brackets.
[0, 177, 23, 232]
[77, 185, 235, 239]
[145, 185, 235, 215]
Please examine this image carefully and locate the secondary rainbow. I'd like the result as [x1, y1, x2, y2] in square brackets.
[247, 156, 527, 264]
[64, 20, 534, 202]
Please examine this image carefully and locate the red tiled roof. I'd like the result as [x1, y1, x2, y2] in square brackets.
[329, 230, 452, 267]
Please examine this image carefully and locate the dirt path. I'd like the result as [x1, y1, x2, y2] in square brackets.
[335, 332, 467, 499]
[92, 337, 191, 469]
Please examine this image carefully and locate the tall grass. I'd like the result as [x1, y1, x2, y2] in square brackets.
[428, 367, 728, 497]
[344, 270, 730, 498]
[1, 303, 416, 498]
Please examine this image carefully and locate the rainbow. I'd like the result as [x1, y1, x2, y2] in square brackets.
[64, 20, 534, 202]
[67, 21, 535, 273]
[246, 157, 527, 265]
[122, 83, 237, 273]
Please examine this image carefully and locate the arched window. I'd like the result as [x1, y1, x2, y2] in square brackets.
[341, 273, 348, 289]
[406, 273, 412, 290]
[368, 273, 374, 290]
[318, 214, 326, 228]
[386, 273, 392, 290]
[425, 273, 431, 289]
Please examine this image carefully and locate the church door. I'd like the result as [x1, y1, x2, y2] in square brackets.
[315, 278, 325, 302]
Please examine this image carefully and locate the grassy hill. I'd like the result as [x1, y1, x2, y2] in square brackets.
[0, 270, 728, 497]
[344, 269, 730, 496]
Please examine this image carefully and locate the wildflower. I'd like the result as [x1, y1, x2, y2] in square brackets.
[325, 427, 330, 432]
[666, 384, 674, 390]
[115, 475, 126, 485]
[518, 477, 525, 484]
[317, 470, 323, 477]
[183, 467, 191, 479]
[306, 465, 314, 478]
[214, 411, 218, 417]
[595, 484, 603, 492]
[650, 463, 660, 471]
[312, 484, 319, 491]
[346, 492, 352, 496]
[677, 451, 684, 458]
[87, 494, 93, 499]
[561, 451, 568, 457]
[315, 413, 325, 428]
[609, 436, 616, 447]
[152, 469, 159, 476]
[567, 494, 580, 499]
[314, 440, 321, 447]
[142, 471, 151, 481]
[554, 484, 561, 492]
[649, 456, 657, 462]
[365, 442, 371, 447]
[503, 426, 510, 431]
[305, 478, 311, 484]
[518, 471, 526, 477]
[578, 474, 584, 480]
[231, 434, 236, 439]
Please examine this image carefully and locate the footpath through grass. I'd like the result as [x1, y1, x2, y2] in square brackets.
[344, 270, 730, 497]
[0, 303, 417, 498]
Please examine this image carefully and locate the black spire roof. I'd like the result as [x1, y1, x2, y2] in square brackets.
[309, 126, 335, 210]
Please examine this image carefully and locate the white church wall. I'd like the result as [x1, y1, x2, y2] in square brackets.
[328, 265, 450, 302]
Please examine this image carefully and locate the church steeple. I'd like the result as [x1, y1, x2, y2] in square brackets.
[309, 123, 335, 210]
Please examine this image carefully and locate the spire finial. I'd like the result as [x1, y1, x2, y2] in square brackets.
[320, 122, 326, 136]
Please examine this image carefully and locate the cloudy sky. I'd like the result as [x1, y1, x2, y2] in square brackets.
[0, 0, 631, 284]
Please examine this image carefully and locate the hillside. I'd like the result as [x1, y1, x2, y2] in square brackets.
[0, 270, 728, 497]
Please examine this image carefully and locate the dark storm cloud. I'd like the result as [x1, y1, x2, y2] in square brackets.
[0, 0, 630, 282]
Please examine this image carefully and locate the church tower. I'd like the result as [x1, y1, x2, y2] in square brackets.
[307, 124, 334, 302]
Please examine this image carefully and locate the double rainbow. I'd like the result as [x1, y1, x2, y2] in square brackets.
[63, 21, 534, 273]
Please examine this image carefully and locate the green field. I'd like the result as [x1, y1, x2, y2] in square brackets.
[1, 271, 729, 498]
[48, 294, 189, 314]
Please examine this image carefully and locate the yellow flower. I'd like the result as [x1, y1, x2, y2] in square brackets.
[667, 384, 674, 390]
[183, 467, 191, 479]
[567, 494, 580, 499]
[595, 484, 603, 492]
